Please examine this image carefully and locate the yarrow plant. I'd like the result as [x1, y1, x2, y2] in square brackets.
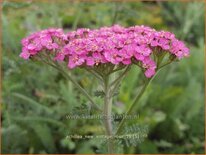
[20, 25, 189, 153]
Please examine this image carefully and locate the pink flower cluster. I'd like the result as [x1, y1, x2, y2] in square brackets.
[20, 28, 67, 59]
[20, 25, 189, 78]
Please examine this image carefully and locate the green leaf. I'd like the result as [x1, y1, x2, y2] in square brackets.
[59, 80, 76, 108]
[12, 93, 53, 114]
[30, 123, 57, 153]
[2, 125, 28, 153]
[10, 116, 66, 128]
[117, 123, 149, 147]
[94, 90, 105, 98]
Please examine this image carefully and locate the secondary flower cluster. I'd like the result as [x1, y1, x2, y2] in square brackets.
[20, 25, 189, 78]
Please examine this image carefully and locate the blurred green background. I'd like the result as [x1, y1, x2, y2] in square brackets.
[2, 0, 205, 154]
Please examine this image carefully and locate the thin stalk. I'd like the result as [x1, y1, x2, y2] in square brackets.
[110, 66, 131, 97]
[115, 78, 152, 135]
[111, 65, 125, 73]
[159, 61, 173, 69]
[110, 66, 131, 86]
[58, 67, 101, 111]
[42, 59, 101, 112]
[115, 60, 173, 135]
[103, 76, 114, 153]
[85, 68, 104, 82]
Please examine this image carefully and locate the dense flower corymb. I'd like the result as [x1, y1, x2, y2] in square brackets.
[20, 28, 66, 59]
[20, 25, 189, 78]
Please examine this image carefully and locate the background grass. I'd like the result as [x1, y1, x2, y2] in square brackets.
[2, 0, 205, 154]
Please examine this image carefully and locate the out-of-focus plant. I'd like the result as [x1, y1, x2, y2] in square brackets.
[159, 1, 204, 45]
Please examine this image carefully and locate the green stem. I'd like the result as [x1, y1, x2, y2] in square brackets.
[103, 76, 114, 153]
[111, 65, 125, 73]
[85, 68, 104, 82]
[115, 60, 173, 135]
[43, 60, 101, 112]
[110, 66, 131, 97]
[115, 78, 152, 135]
[60, 68, 101, 111]
[159, 61, 173, 69]
[110, 66, 131, 86]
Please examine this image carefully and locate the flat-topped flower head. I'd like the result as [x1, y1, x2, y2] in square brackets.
[20, 25, 189, 78]
[20, 28, 66, 59]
